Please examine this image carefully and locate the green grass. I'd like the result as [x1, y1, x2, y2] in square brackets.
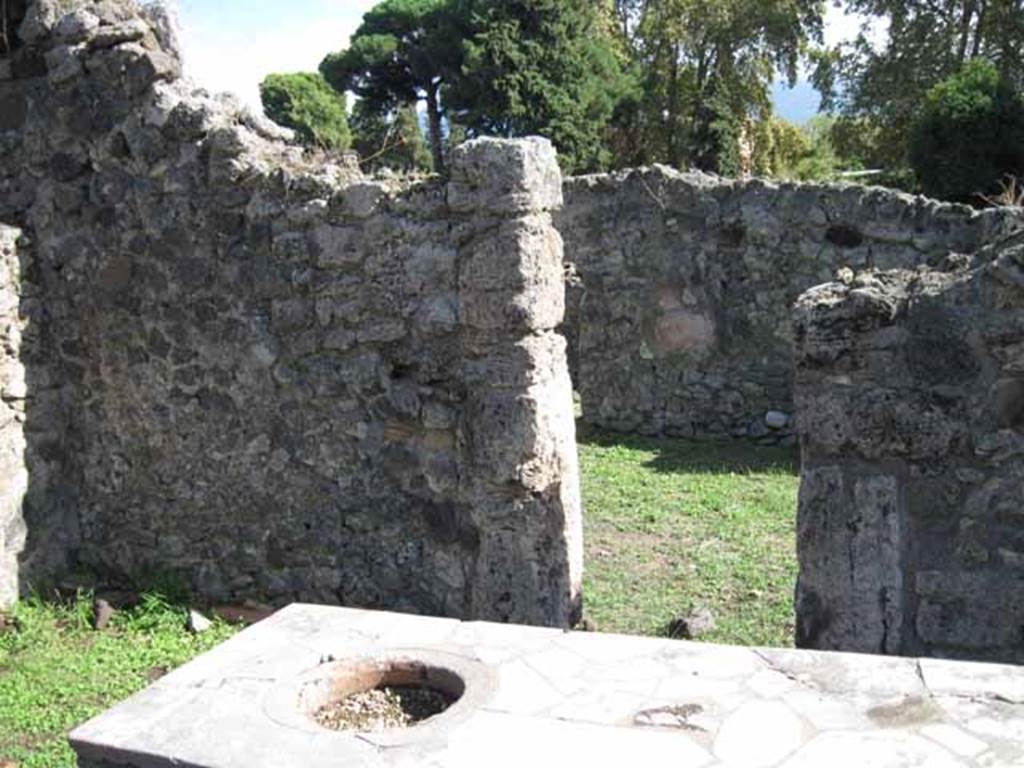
[0, 431, 799, 767]
[578, 426, 800, 646]
[0, 592, 238, 768]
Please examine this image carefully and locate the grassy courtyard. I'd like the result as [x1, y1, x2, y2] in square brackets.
[578, 427, 800, 646]
[0, 432, 800, 768]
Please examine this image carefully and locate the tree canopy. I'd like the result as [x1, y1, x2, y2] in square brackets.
[319, 0, 824, 176]
[349, 101, 434, 173]
[617, 0, 825, 174]
[320, 0, 630, 175]
[909, 58, 1024, 202]
[446, 0, 633, 174]
[813, 0, 1024, 175]
[259, 72, 351, 150]
[307, 0, 1024, 202]
[319, 0, 460, 172]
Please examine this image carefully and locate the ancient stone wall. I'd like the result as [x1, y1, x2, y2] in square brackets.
[558, 168, 1022, 441]
[0, 0, 581, 627]
[0, 226, 27, 607]
[792, 240, 1024, 663]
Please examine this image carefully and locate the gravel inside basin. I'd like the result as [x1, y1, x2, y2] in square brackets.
[313, 686, 456, 732]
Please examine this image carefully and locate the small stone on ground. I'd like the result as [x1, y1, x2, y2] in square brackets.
[186, 609, 212, 634]
[668, 607, 716, 640]
[92, 598, 115, 630]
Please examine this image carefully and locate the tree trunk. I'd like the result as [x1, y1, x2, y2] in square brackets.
[972, 0, 988, 57]
[667, 42, 682, 167]
[0, 0, 9, 56]
[426, 80, 445, 176]
[689, 47, 713, 169]
[957, 0, 978, 65]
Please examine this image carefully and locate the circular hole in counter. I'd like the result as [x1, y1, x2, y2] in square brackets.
[299, 657, 464, 733]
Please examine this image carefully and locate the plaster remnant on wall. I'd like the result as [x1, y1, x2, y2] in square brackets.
[0, 225, 27, 608]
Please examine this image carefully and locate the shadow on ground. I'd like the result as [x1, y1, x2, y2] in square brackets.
[576, 422, 799, 475]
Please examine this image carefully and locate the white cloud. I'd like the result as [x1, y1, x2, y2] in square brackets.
[823, 4, 889, 49]
[177, 1, 374, 111]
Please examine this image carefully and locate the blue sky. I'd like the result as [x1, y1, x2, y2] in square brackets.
[773, 80, 822, 124]
[176, 1, 869, 124]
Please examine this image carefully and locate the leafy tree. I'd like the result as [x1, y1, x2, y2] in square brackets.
[751, 115, 808, 177]
[320, 0, 460, 173]
[259, 72, 351, 150]
[796, 116, 843, 180]
[909, 58, 1024, 202]
[611, 0, 645, 41]
[813, 0, 1024, 176]
[320, 0, 629, 174]
[349, 101, 434, 173]
[390, 105, 435, 172]
[624, 0, 825, 174]
[447, 0, 634, 174]
[751, 115, 846, 180]
[318, 0, 824, 176]
[691, 76, 744, 175]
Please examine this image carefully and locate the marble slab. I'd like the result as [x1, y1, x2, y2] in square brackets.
[70, 605, 1024, 767]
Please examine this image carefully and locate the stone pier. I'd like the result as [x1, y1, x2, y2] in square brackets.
[793, 237, 1024, 663]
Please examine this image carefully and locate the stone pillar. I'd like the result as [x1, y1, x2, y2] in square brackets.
[792, 241, 1024, 663]
[0, 225, 27, 609]
[449, 138, 583, 627]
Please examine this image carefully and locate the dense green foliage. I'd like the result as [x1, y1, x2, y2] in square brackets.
[910, 59, 1024, 202]
[814, 0, 1024, 191]
[320, 0, 825, 175]
[350, 101, 434, 173]
[750, 115, 840, 180]
[615, 0, 825, 174]
[320, 0, 459, 171]
[259, 72, 351, 150]
[446, 0, 632, 173]
[320, 0, 629, 175]
[292, 0, 1024, 195]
